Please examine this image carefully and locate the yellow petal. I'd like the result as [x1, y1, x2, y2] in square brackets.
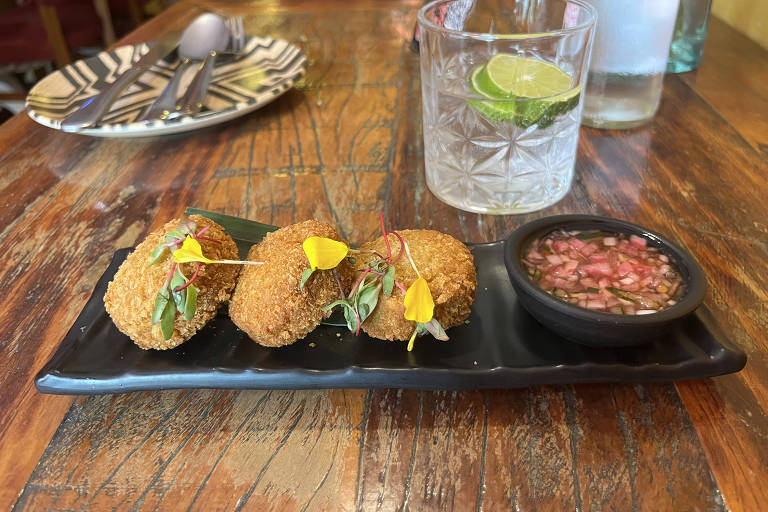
[407, 329, 417, 351]
[302, 236, 349, 270]
[173, 236, 214, 264]
[403, 276, 434, 324]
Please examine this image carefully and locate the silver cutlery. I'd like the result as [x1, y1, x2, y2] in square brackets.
[60, 32, 179, 131]
[174, 16, 245, 118]
[140, 13, 230, 121]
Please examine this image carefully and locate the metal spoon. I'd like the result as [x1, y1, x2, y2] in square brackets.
[139, 13, 229, 121]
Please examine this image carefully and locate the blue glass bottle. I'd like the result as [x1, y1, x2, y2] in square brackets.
[667, 0, 713, 73]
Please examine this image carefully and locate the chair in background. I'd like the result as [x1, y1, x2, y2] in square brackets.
[0, 0, 153, 113]
[0, 0, 106, 70]
[0, 0, 108, 109]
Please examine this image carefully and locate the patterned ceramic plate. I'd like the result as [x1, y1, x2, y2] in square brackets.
[25, 36, 306, 137]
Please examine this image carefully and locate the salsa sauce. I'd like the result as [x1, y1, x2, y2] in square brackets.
[522, 229, 684, 314]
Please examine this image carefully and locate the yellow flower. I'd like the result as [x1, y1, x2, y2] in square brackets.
[407, 330, 418, 352]
[173, 236, 214, 264]
[403, 276, 434, 324]
[302, 236, 349, 270]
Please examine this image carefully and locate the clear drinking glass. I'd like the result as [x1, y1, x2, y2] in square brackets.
[582, 0, 680, 129]
[417, 0, 596, 215]
[667, 0, 713, 73]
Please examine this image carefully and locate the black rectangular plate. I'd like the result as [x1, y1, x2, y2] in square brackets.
[35, 210, 746, 395]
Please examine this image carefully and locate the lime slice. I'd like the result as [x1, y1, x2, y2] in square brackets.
[467, 54, 581, 128]
[468, 67, 517, 122]
[483, 54, 573, 98]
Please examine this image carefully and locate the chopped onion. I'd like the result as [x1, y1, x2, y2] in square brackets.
[587, 300, 607, 309]
[546, 254, 563, 265]
[522, 229, 683, 315]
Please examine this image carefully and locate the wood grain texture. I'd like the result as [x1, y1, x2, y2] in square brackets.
[14, 385, 721, 511]
[0, 0, 767, 510]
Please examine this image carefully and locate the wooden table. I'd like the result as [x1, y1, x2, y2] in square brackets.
[1, 1, 767, 509]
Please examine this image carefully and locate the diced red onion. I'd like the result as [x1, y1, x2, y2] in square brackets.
[546, 254, 563, 265]
[629, 234, 647, 248]
[524, 229, 683, 315]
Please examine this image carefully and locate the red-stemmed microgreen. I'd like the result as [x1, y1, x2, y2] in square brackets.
[149, 217, 259, 340]
[321, 212, 413, 337]
[149, 217, 205, 339]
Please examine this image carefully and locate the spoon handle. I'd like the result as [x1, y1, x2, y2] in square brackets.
[177, 51, 217, 116]
[139, 59, 191, 121]
[59, 33, 178, 131]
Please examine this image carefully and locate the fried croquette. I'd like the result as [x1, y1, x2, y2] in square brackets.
[229, 220, 353, 347]
[104, 215, 240, 350]
[356, 229, 476, 341]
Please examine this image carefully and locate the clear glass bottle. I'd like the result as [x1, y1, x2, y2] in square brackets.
[582, 0, 680, 129]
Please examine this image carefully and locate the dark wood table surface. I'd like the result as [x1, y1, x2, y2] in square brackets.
[1, 1, 767, 510]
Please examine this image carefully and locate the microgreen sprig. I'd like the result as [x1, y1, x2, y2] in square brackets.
[149, 217, 261, 340]
[318, 213, 409, 335]
[301, 214, 449, 349]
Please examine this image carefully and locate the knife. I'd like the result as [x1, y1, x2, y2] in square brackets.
[60, 32, 179, 132]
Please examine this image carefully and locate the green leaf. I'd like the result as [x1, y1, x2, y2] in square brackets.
[322, 299, 361, 333]
[423, 318, 449, 341]
[160, 297, 176, 340]
[184, 284, 197, 321]
[357, 284, 381, 324]
[322, 299, 350, 311]
[370, 260, 386, 273]
[151, 288, 170, 324]
[347, 256, 356, 264]
[299, 268, 314, 290]
[178, 216, 197, 236]
[165, 229, 186, 243]
[382, 265, 395, 296]
[342, 304, 359, 332]
[171, 270, 187, 313]
[358, 273, 379, 293]
[148, 244, 168, 267]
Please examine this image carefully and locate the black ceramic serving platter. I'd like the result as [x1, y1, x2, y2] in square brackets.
[35, 209, 746, 395]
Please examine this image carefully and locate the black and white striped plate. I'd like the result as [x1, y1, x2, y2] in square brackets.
[25, 36, 306, 137]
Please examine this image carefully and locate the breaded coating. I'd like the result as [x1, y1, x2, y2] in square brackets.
[356, 229, 476, 341]
[229, 220, 353, 347]
[104, 215, 240, 350]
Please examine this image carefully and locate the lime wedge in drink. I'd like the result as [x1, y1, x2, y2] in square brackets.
[467, 53, 581, 128]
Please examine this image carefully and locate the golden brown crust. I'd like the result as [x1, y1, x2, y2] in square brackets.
[104, 215, 240, 350]
[355, 229, 476, 341]
[229, 220, 353, 347]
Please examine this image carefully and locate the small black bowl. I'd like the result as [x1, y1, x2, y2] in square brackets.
[504, 215, 706, 347]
